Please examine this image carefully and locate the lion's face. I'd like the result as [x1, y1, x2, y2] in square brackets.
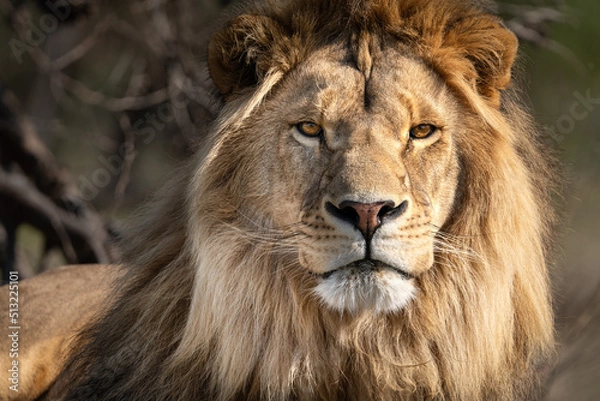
[215, 44, 461, 314]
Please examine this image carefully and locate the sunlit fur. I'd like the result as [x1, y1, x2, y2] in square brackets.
[314, 267, 417, 314]
[51, 1, 557, 400]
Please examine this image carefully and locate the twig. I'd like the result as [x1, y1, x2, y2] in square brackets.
[0, 169, 112, 264]
[0, 89, 70, 199]
[53, 73, 170, 112]
[111, 113, 137, 215]
[499, 2, 587, 75]
[506, 20, 587, 75]
[7, 4, 169, 112]
[168, 62, 196, 143]
[0, 86, 117, 271]
[53, 16, 114, 70]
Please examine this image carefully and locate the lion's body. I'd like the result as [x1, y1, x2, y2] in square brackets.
[2, 0, 557, 400]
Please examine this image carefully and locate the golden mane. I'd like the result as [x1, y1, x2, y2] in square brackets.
[49, 1, 556, 400]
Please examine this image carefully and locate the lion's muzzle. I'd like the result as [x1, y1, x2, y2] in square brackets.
[305, 197, 421, 314]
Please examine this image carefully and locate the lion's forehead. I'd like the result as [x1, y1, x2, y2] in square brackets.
[278, 45, 455, 132]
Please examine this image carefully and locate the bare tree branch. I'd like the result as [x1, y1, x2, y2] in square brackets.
[0, 87, 118, 278]
[0, 169, 113, 264]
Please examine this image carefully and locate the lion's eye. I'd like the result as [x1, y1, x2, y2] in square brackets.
[409, 124, 437, 139]
[296, 122, 323, 137]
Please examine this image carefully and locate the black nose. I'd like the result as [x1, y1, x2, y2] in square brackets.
[325, 200, 408, 241]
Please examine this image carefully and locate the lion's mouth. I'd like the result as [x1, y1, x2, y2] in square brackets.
[318, 259, 414, 280]
[312, 258, 417, 313]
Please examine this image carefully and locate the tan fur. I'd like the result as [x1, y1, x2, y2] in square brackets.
[12, 1, 557, 400]
[0, 265, 119, 401]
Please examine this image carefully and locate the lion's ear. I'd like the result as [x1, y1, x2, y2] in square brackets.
[438, 15, 518, 104]
[208, 15, 292, 97]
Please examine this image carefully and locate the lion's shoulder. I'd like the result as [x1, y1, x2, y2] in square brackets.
[0, 265, 120, 400]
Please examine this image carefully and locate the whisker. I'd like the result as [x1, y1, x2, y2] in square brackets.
[428, 224, 482, 263]
[217, 222, 305, 248]
[202, 202, 309, 249]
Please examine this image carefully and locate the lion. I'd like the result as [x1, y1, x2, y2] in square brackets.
[0, 0, 557, 400]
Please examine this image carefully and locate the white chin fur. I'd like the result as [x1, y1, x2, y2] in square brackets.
[314, 269, 416, 314]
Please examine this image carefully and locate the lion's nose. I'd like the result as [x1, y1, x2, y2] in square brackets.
[325, 200, 408, 241]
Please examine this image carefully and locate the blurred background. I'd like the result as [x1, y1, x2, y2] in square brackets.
[0, 0, 598, 399]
